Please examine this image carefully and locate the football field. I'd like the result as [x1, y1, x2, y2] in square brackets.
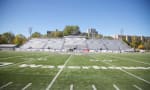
[0, 51, 150, 90]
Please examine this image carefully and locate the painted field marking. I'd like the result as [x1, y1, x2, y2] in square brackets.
[68, 66, 80, 69]
[22, 83, 32, 90]
[113, 84, 120, 90]
[0, 82, 13, 89]
[89, 55, 150, 85]
[133, 84, 142, 90]
[121, 69, 150, 84]
[82, 66, 90, 69]
[18, 64, 150, 70]
[0, 56, 37, 68]
[92, 84, 97, 90]
[90, 59, 99, 62]
[70, 84, 73, 90]
[46, 55, 72, 90]
[0, 62, 13, 67]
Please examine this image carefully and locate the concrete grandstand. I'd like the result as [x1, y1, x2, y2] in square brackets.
[18, 36, 133, 53]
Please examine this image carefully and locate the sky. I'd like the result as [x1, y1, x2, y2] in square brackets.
[0, 0, 150, 37]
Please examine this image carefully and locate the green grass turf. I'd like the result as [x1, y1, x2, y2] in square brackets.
[0, 51, 150, 90]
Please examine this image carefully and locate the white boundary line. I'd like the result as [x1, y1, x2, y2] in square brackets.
[133, 84, 142, 90]
[46, 55, 72, 90]
[70, 84, 73, 90]
[113, 84, 120, 90]
[121, 69, 150, 84]
[22, 83, 32, 90]
[92, 84, 97, 90]
[89, 55, 150, 85]
[0, 82, 13, 89]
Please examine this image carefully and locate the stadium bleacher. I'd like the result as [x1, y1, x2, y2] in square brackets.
[19, 36, 132, 52]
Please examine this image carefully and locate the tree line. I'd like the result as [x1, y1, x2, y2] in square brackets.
[0, 25, 149, 50]
[122, 36, 150, 50]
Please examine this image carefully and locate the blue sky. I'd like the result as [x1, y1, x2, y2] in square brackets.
[0, 0, 150, 37]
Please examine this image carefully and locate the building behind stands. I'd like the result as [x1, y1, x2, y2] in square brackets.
[113, 34, 150, 42]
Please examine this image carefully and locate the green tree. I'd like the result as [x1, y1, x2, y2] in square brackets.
[0, 34, 3, 44]
[0, 32, 15, 44]
[130, 36, 141, 48]
[55, 31, 63, 37]
[13, 34, 27, 46]
[122, 39, 130, 46]
[95, 34, 103, 39]
[31, 32, 42, 38]
[144, 40, 150, 50]
[63, 25, 80, 36]
[103, 36, 113, 40]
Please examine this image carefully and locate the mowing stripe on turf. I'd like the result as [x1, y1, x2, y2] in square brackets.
[133, 85, 142, 90]
[106, 55, 150, 66]
[113, 84, 120, 90]
[46, 55, 72, 90]
[92, 84, 97, 90]
[0, 82, 13, 89]
[70, 84, 73, 90]
[0, 56, 23, 59]
[22, 83, 32, 90]
[131, 60, 150, 66]
[89, 55, 150, 85]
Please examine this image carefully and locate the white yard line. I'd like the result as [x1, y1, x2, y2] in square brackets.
[18, 64, 150, 70]
[0, 82, 13, 89]
[113, 84, 120, 90]
[22, 83, 32, 90]
[92, 84, 97, 90]
[133, 84, 142, 90]
[70, 84, 73, 90]
[46, 55, 72, 90]
[89, 55, 150, 85]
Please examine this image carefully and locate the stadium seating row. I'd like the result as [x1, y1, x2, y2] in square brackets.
[20, 37, 132, 52]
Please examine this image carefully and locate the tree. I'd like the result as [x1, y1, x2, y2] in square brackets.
[95, 34, 103, 39]
[63, 25, 80, 36]
[138, 44, 144, 49]
[0, 32, 15, 44]
[0, 34, 3, 44]
[103, 36, 113, 40]
[55, 31, 63, 37]
[122, 39, 130, 46]
[13, 34, 27, 46]
[31, 32, 42, 38]
[144, 40, 150, 50]
[130, 36, 141, 48]
[49, 30, 63, 38]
